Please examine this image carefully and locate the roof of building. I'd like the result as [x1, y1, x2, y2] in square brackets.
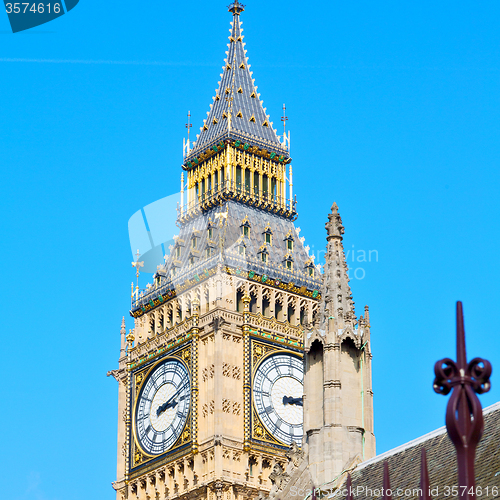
[330, 402, 500, 499]
[186, 3, 286, 161]
[131, 201, 322, 313]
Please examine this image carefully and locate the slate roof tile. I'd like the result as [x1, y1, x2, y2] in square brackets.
[331, 403, 500, 500]
[187, 7, 286, 161]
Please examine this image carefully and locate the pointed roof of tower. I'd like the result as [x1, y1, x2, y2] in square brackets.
[186, 2, 286, 162]
[316, 202, 356, 332]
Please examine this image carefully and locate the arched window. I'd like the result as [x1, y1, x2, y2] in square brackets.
[236, 165, 242, 190]
[262, 174, 269, 197]
[271, 177, 277, 201]
[245, 169, 251, 193]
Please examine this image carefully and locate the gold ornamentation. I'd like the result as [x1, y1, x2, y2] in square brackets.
[252, 408, 282, 446]
[135, 372, 144, 393]
[252, 341, 274, 366]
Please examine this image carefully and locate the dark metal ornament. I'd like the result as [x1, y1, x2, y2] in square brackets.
[433, 301, 492, 499]
[419, 448, 431, 500]
[383, 461, 392, 500]
[346, 473, 353, 500]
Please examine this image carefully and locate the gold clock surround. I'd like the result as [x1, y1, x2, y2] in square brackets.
[129, 343, 196, 474]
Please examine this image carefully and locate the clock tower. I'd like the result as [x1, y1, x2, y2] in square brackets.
[110, 3, 375, 499]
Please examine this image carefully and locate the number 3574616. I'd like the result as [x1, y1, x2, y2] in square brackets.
[5, 3, 61, 13]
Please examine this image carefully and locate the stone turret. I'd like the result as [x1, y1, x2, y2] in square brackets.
[270, 203, 375, 498]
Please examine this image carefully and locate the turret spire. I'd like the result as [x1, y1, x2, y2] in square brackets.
[185, 3, 286, 162]
[320, 202, 355, 331]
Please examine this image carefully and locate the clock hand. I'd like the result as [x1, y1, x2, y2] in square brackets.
[282, 396, 303, 407]
[157, 383, 190, 416]
[157, 398, 178, 415]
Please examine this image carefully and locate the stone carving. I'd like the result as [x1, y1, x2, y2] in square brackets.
[202, 400, 215, 417]
[203, 364, 215, 381]
[222, 363, 241, 379]
[106, 369, 122, 383]
[210, 315, 226, 334]
[268, 463, 289, 490]
[286, 442, 304, 467]
[232, 401, 241, 415]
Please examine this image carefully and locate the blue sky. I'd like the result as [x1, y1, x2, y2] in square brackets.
[1, 1, 499, 499]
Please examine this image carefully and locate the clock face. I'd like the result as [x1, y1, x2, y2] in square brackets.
[134, 358, 191, 455]
[253, 352, 304, 445]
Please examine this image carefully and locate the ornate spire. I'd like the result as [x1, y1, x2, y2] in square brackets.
[318, 202, 355, 332]
[120, 316, 126, 357]
[186, 3, 285, 161]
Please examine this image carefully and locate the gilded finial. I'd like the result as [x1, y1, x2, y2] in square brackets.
[192, 297, 200, 315]
[242, 292, 251, 312]
[228, 0, 245, 14]
[131, 249, 144, 292]
[126, 330, 135, 345]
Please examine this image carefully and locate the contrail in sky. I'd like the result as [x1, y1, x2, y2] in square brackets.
[0, 57, 331, 69]
[2, 58, 482, 71]
[0, 58, 217, 66]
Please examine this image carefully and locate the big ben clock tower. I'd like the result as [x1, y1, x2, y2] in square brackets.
[110, 3, 375, 499]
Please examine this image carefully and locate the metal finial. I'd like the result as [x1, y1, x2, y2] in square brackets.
[281, 103, 288, 136]
[186, 110, 192, 143]
[433, 301, 492, 500]
[228, 0, 245, 14]
[131, 249, 144, 293]
[183, 110, 192, 159]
